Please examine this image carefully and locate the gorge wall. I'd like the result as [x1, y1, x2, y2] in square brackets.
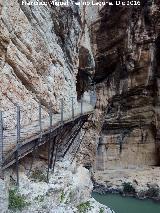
[0, 2, 99, 212]
[1, 0, 160, 211]
[1, 0, 160, 174]
[86, 0, 160, 170]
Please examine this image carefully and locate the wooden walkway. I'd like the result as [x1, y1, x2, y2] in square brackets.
[0, 101, 94, 169]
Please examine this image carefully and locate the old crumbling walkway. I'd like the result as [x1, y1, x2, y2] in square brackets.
[0, 91, 96, 180]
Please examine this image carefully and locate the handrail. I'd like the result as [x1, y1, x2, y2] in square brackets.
[0, 91, 97, 168]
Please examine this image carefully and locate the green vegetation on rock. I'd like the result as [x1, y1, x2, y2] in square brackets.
[122, 182, 136, 194]
[60, 190, 65, 203]
[77, 201, 92, 213]
[99, 207, 105, 213]
[30, 169, 47, 182]
[146, 186, 160, 198]
[9, 189, 29, 210]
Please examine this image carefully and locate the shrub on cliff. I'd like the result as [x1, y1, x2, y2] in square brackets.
[145, 185, 160, 198]
[77, 201, 92, 213]
[122, 182, 136, 194]
[9, 189, 29, 210]
[60, 190, 65, 203]
[30, 169, 47, 182]
[99, 207, 105, 213]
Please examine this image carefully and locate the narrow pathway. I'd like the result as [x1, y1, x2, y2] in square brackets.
[1, 100, 94, 168]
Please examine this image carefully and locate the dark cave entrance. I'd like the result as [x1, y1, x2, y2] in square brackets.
[76, 46, 94, 100]
[76, 68, 91, 100]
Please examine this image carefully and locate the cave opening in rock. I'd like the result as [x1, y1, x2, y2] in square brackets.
[76, 46, 94, 100]
[76, 67, 91, 100]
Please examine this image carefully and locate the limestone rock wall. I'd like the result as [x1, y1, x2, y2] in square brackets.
[81, 0, 160, 169]
[0, 0, 94, 130]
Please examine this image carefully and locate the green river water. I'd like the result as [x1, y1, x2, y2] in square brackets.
[92, 192, 160, 213]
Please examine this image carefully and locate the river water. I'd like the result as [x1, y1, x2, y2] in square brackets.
[92, 192, 160, 213]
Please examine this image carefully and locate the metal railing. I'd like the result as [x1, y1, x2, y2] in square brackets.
[0, 90, 97, 184]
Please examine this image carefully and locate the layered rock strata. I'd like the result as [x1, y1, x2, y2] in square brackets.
[87, 0, 160, 169]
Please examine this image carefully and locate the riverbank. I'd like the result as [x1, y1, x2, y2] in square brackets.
[93, 167, 160, 201]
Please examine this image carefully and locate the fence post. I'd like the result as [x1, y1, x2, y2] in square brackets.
[71, 97, 74, 119]
[61, 99, 63, 124]
[90, 90, 92, 105]
[80, 98, 83, 115]
[0, 112, 3, 166]
[17, 105, 21, 143]
[39, 103, 43, 142]
[49, 104, 52, 133]
[90, 83, 96, 107]
[39, 103, 42, 134]
[16, 105, 21, 186]
[47, 103, 52, 182]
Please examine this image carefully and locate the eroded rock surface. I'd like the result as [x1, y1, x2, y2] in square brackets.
[0, 0, 94, 130]
[84, 0, 160, 169]
[6, 159, 114, 213]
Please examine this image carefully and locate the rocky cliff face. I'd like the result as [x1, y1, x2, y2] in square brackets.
[1, 0, 160, 210]
[0, 0, 94, 129]
[0, 2, 98, 212]
[89, 0, 160, 169]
